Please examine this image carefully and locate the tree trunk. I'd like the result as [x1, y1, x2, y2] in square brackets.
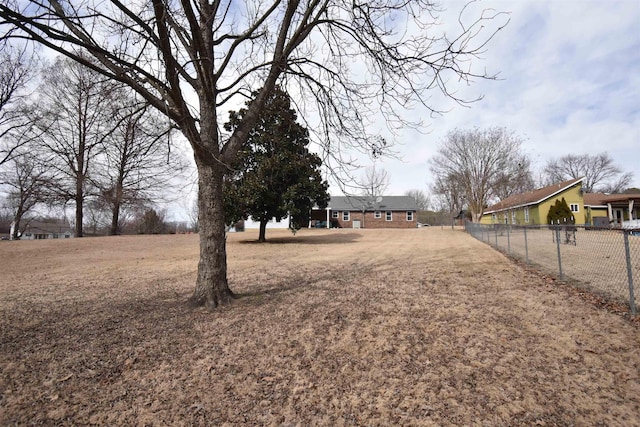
[110, 200, 121, 235]
[11, 216, 21, 240]
[188, 158, 234, 309]
[75, 195, 84, 237]
[259, 220, 267, 243]
[109, 179, 123, 235]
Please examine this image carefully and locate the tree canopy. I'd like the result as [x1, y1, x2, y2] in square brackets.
[224, 88, 328, 242]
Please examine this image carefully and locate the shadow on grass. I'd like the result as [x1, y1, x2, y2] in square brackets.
[238, 232, 362, 245]
[232, 259, 378, 303]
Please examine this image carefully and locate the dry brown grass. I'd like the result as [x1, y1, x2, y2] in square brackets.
[1, 228, 639, 426]
[489, 227, 640, 304]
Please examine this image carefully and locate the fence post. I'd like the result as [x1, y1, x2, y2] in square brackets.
[494, 226, 498, 247]
[623, 231, 637, 316]
[507, 225, 511, 254]
[555, 227, 563, 280]
[524, 226, 529, 264]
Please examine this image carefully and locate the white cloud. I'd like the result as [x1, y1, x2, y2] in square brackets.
[366, 0, 640, 195]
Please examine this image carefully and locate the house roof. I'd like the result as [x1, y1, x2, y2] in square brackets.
[583, 193, 608, 207]
[584, 192, 640, 207]
[485, 177, 584, 214]
[328, 195, 418, 211]
[22, 219, 73, 234]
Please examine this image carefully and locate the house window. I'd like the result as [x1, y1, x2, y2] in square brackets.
[524, 207, 530, 223]
[343, 211, 350, 221]
[491, 213, 496, 223]
[406, 211, 414, 221]
[374, 211, 381, 219]
[511, 210, 516, 224]
[570, 204, 579, 213]
[331, 211, 338, 219]
[386, 211, 392, 221]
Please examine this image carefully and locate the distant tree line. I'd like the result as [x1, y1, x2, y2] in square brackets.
[1, 49, 328, 241]
[0, 47, 188, 238]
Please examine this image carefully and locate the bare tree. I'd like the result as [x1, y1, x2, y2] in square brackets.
[430, 127, 527, 222]
[0, 40, 37, 166]
[1, 1, 508, 308]
[0, 151, 50, 239]
[33, 55, 118, 237]
[187, 199, 199, 233]
[543, 152, 633, 193]
[83, 196, 110, 235]
[431, 173, 466, 226]
[405, 189, 430, 211]
[492, 153, 535, 201]
[95, 94, 180, 235]
[358, 165, 389, 200]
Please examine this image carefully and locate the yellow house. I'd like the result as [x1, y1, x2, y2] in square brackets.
[481, 177, 586, 225]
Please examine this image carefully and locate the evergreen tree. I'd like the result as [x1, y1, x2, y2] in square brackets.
[137, 208, 168, 234]
[224, 88, 329, 242]
[547, 197, 574, 224]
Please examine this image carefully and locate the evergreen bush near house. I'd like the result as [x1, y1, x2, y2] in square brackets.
[547, 197, 575, 224]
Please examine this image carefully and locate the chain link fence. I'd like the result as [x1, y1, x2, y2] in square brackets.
[465, 222, 639, 316]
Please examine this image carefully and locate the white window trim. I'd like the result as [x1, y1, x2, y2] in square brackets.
[331, 211, 338, 219]
[374, 211, 381, 219]
[511, 210, 516, 224]
[524, 207, 530, 223]
[406, 211, 414, 221]
[343, 211, 350, 221]
[570, 204, 579, 213]
[386, 211, 392, 221]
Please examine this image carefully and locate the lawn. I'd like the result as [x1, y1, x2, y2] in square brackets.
[1, 228, 638, 425]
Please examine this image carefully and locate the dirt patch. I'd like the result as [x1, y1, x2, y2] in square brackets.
[1, 229, 639, 425]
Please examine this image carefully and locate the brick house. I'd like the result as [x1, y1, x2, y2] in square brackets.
[312, 195, 418, 229]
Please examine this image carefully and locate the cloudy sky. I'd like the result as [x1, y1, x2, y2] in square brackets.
[364, 0, 640, 197]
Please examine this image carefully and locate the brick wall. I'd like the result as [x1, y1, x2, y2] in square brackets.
[331, 210, 416, 229]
